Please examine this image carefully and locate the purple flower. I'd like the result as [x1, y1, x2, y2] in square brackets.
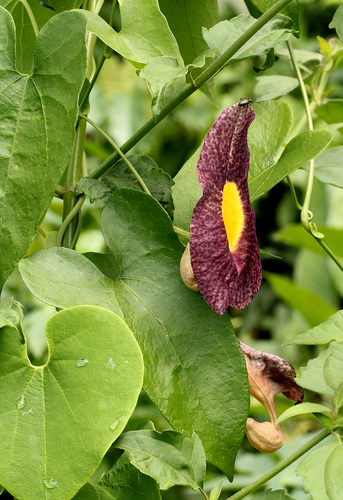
[189, 102, 262, 314]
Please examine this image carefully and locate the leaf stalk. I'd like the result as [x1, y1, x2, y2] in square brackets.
[227, 429, 331, 500]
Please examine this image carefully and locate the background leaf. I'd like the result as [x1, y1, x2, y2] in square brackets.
[114, 428, 206, 490]
[265, 272, 337, 328]
[0, 8, 87, 291]
[276, 403, 332, 424]
[253, 75, 298, 101]
[79, 1, 183, 67]
[246, 0, 300, 34]
[315, 100, 343, 133]
[273, 224, 343, 257]
[0, 0, 55, 73]
[19, 190, 250, 479]
[249, 130, 333, 202]
[253, 488, 297, 499]
[304, 146, 343, 188]
[297, 437, 339, 500]
[284, 310, 343, 345]
[296, 341, 343, 396]
[73, 452, 161, 500]
[0, 305, 143, 500]
[159, 0, 218, 102]
[203, 14, 293, 65]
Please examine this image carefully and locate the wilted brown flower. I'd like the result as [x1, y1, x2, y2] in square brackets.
[240, 341, 304, 452]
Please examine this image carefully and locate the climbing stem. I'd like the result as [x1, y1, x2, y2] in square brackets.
[90, 0, 294, 180]
[57, 195, 86, 248]
[227, 429, 331, 500]
[79, 113, 152, 196]
[62, 118, 87, 248]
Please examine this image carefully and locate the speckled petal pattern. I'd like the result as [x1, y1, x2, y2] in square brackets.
[190, 103, 262, 314]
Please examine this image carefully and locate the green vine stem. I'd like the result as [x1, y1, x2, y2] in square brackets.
[61, 0, 98, 247]
[227, 429, 331, 500]
[287, 39, 343, 272]
[89, 0, 294, 181]
[79, 112, 152, 195]
[61, 118, 87, 248]
[57, 194, 86, 248]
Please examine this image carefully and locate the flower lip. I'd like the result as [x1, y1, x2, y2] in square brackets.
[189, 102, 262, 314]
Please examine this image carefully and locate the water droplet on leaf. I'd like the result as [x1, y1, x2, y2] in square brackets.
[42, 478, 57, 489]
[109, 420, 119, 431]
[75, 358, 88, 368]
[23, 408, 34, 416]
[16, 396, 25, 409]
[106, 357, 115, 369]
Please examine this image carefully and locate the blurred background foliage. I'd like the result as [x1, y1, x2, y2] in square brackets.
[2, 0, 343, 498]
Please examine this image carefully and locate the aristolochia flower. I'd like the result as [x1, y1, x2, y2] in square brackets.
[186, 101, 262, 314]
[240, 341, 304, 452]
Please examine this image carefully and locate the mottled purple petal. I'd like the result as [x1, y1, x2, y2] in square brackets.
[190, 102, 262, 314]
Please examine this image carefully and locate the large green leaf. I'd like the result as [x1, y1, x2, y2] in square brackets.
[284, 310, 343, 346]
[114, 428, 206, 490]
[249, 130, 333, 201]
[19, 190, 249, 479]
[0, 305, 143, 500]
[0, 8, 87, 291]
[159, 0, 218, 102]
[78, 1, 183, 67]
[253, 75, 298, 101]
[265, 273, 337, 328]
[297, 437, 340, 500]
[273, 223, 343, 257]
[203, 14, 293, 65]
[0, 0, 55, 73]
[171, 145, 201, 238]
[296, 341, 343, 397]
[73, 452, 161, 500]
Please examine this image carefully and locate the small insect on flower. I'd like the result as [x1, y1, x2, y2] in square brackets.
[238, 98, 253, 107]
[180, 100, 262, 315]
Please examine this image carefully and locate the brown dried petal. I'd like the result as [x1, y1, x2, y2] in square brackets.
[239, 340, 304, 423]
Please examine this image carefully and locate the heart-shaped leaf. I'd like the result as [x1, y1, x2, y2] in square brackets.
[0, 7, 87, 291]
[0, 305, 143, 500]
[19, 190, 249, 479]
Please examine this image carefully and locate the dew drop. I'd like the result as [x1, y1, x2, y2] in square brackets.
[106, 357, 115, 369]
[23, 408, 34, 416]
[75, 358, 88, 368]
[42, 478, 57, 489]
[16, 396, 25, 409]
[109, 420, 119, 431]
[124, 360, 129, 364]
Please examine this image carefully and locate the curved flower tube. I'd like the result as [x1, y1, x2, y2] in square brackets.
[188, 102, 262, 314]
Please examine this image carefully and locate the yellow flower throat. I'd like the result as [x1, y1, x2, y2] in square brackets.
[222, 181, 244, 252]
